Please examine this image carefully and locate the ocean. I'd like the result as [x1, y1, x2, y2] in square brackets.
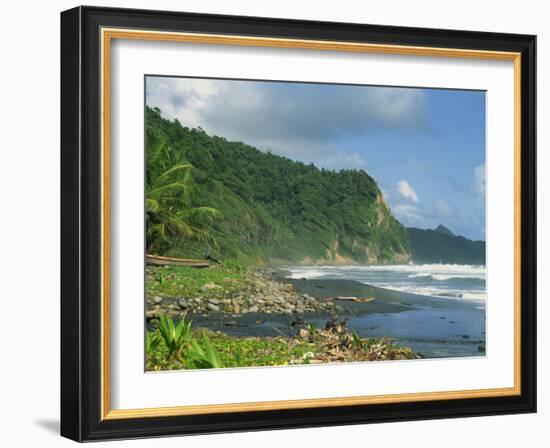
[284, 263, 486, 303]
[186, 264, 487, 359]
[282, 264, 486, 358]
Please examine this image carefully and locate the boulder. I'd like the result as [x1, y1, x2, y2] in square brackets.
[207, 302, 220, 312]
[201, 283, 222, 292]
[283, 283, 294, 293]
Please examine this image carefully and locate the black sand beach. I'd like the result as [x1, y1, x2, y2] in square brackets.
[186, 274, 486, 359]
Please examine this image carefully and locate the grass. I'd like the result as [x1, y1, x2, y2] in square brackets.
[146, 330, 318, 370]
[205, 334, 314, 368]
[146, 261, 252, 300]
[146, 316, 314, 371]
[146, 316, 417, 371]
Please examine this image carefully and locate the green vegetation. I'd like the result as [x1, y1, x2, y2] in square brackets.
[146, 106, 410, 264]
[146, 315, 313, 370]
[157, 314, 192, 356]
[147, 327, 312, 370]
[147, 263, 251, 301]
[147, 316, 224, 370]
[146, 316, 417, 370]
[407, 225, 485, 265]
[146, 121, 220, 254]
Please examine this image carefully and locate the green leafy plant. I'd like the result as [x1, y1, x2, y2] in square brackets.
[351, 329, 362, 349]
[187, 335, 224, 369]
[147, 316, 225, 370]
[158, 315, 192, 358]
[307, 322, 318, 335]
[146, 136, 221, 254]
[361, 336, 386, 350]
[145, 331, 162, 354]
[155, 271, 166, 286]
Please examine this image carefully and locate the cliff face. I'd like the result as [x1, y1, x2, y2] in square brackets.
[147, 107, 411, 265]
[315, 194, 410, 265]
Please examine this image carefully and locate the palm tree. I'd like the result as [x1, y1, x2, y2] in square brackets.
[146, 138, 220, 254]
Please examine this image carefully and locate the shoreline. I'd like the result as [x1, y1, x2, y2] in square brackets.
[146, 267, 345, 321]
[145, 265, 437, 322]
[146, 264, 485, 359]
[146, 263, 485, 323]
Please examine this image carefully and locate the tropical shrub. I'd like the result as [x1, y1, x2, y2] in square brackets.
[146, 119, 220, 254]
[147, 316, 225, 370]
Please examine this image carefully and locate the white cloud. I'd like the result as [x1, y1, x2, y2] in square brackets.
[318, 152, 367, 171]
[474, 164, 486, 195]
[146, 78, 222, 128]
[146, 77, 428, 168]
[433, 198, 457, 218]
[392, 203, 423, 224]
[471, 164, 486, 240]
[397, 180, 419, 203]
[369, 88, 427, 124]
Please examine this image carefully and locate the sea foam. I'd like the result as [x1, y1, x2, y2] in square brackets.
[284, 263, 486, 302]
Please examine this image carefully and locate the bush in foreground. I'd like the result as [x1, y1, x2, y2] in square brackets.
[146, 316, 417, 371]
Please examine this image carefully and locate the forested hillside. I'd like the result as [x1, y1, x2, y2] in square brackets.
[407, 225, 485, 265]
[146, 107, 411, 265]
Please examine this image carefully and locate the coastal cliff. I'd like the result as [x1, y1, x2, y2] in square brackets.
[147, 107, 411, 265]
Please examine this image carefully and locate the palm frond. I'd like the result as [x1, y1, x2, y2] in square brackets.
[146, 198, 159, 213]
[157, 163, 193, 181]
[147, 182, 190, 198]
[145, 132, 221, 252]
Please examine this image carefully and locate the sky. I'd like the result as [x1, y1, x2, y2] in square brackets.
[146, 76, 486, 241]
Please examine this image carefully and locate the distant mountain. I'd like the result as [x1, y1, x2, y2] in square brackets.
[407, 225, 485, 265]
[433, 224, 454, 237]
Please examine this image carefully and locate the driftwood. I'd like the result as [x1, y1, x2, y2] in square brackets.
[146, 254, 210, 268]
[325, 296, 376, 303]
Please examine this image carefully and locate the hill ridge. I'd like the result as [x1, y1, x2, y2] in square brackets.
[407, 225, 485, 265]
[146, 106, 411, 265]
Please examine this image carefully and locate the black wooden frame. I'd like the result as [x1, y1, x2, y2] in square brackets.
[61, 5, 537, 442]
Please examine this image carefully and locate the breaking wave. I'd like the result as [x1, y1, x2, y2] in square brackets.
[284, 263, 486, 301]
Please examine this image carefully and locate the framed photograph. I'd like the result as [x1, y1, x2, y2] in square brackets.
[60, 6, 536, 441]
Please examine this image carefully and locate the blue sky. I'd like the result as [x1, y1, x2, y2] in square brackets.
[146, 76, 486, 241]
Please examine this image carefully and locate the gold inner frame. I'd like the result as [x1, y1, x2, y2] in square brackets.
[100, 28, 522, 420]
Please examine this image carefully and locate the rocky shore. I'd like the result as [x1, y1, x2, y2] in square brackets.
[145, 263, 485, 361]
[146, 269, 344, 323]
